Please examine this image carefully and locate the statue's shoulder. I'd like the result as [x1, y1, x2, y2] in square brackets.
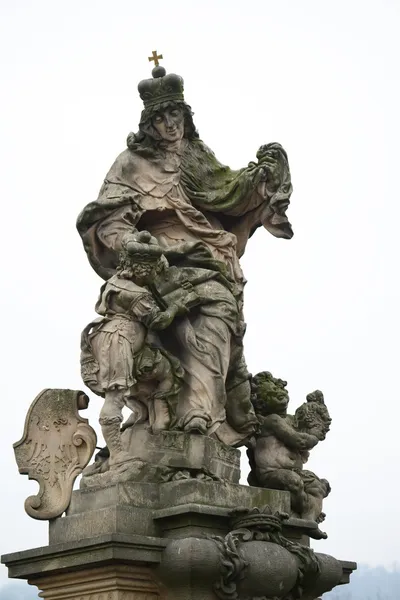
[108, 147, 138, 172]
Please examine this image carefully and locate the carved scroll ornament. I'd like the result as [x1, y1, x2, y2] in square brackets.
[14, 389, 97, 520]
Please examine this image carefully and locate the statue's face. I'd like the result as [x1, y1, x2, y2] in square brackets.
[270, 390, 289, 414]
[152, 106, 184, 142]
[309, 419, 329, 440]
[258, 384, 289, 414]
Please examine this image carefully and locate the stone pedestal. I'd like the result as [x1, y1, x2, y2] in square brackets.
[28, 565, 162, 600]
[80, 427, 241, 488]
[50, 479, 287, 543]
[2, 534, 166, 599]
[2, 479, 356, 600]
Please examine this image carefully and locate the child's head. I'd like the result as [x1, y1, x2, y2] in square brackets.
[295, 391, 331, 440]
[251, 371, 290, 417]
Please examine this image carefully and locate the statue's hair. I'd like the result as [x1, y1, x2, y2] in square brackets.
[295, 391, 331, 435]
[250, 371, 289, 416]
[116, 250, 167, 282]
[126, 100, 199, 157]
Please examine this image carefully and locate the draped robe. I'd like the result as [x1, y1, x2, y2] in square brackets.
[77, 137, 293, 446]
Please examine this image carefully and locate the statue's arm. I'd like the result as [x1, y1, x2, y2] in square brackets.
[97, 204, 141, 253]
[263, 415, 318, 450]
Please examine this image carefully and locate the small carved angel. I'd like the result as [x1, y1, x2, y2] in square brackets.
[247, 372, 331, 538]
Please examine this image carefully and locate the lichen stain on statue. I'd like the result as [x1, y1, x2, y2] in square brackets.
[76, 58, 294, 482]
[13, 389, 97, 520]
[247, 372, 332, 539]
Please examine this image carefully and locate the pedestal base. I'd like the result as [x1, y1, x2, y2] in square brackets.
[2, 534, 166, 599]
[29, 565, 162, 600]
[50, 479, 288, 543]
[2, 481, 356, 600]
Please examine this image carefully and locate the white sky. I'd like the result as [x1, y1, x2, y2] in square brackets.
[0, 0, 399, 580]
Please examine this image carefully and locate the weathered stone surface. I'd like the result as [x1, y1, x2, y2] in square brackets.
[1, 534, 166, 580]
[13, 389, 97, 520]
[158, 479, 289, 513]
[50, 505, 156, 544]
[3, 544, 165, 599]
[50, 480, 289, 544]
[28, 566, 162, 600]
[2, 520, 355, 600]
[80, 427, 241, 488]
[4, 54, 357, 600]
[77, 55, 294, 463]
[247, 372, 331, 536]
[156, 506, 352, 600]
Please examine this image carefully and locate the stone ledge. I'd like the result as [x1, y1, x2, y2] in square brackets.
[154, 502, 230, 520]
[339, 560, 358, 584]
[1, 533, 166, 580]
[67, 479, 290, 515]
[154, 502, 231, 538]
[51, 481, 290, 545]
[50, 505, 158, 545]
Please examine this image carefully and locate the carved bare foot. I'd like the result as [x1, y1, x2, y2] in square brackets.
[184, 417, 208, 435]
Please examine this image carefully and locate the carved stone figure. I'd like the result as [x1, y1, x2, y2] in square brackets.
[77, 58, 293, 447]
[247, 372, 331, 538]
[80, 232, 190, 465]
[13, 389, 97, 519]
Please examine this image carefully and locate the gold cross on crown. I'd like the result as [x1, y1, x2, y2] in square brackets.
[148, 50, 163, 67]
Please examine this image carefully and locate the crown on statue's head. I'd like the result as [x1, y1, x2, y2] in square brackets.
[138, 51, 185, 109]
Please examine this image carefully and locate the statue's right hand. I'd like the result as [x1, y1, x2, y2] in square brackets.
[122, 230, 163, 259]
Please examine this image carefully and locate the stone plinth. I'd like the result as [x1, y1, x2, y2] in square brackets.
[31, 566, 162, 600]
[49, 479, 288, 543]
[80, 428, 241, 488]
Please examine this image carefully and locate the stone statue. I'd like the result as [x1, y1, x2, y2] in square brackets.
[77, 58, 294, 448]
[5, 53, 357, 600]
[247, 372, 331, 538]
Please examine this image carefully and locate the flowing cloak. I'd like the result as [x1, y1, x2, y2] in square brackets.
[77, 138, 293, 282]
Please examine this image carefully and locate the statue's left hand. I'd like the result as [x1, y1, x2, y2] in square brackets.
[149, 308, 176, 330]
[150, 302, 188, 330]
[257, 158, 282, 193]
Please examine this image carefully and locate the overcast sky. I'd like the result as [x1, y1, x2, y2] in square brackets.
[0, 0, 399, 582]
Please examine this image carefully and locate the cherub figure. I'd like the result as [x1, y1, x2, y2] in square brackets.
[247, 372, 331, 538]
[80, 231, 193, 465]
